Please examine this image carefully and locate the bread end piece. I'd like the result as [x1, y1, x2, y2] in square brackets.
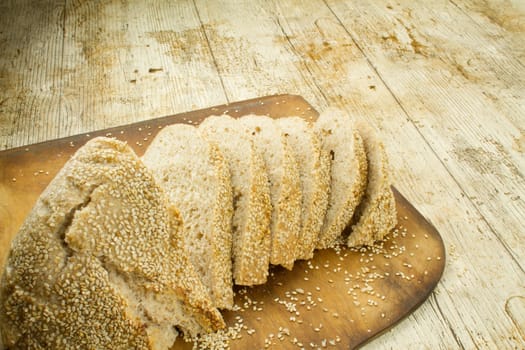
[347, 122, 397, 247]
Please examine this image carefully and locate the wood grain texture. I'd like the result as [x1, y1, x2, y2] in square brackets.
[324, 0, 525, 263]
[0, 0, 524, 348]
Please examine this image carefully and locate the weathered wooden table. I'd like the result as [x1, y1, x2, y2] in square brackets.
[0, 0, 523, 348]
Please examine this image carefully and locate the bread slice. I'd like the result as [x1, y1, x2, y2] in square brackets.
[142, 124, 234, 310]
[239, 115, 302, 270]
[0, 137, 224, 350]
[347, 121, 397, 246]
[200, 115, 272, 285]
[315, 109, 368, 249]
[276, 116, 330, 260]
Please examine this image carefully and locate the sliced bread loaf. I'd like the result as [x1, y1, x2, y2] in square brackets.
[239, 115, 302, 270]
[0, 137, 224, 350]
[315, 109, 368, 249]
[276, 116, 330, 260]
[142, 124, 234, 310]
[347, 121, 397, 247]
[200, 115, 272, 286]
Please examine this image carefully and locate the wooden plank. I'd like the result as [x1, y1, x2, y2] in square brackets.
[0, 0, 66, 149]
[192, 0, 330, 110]
[450, 0, 525, 62]
[447, 0, 525, 141]
[0, 0, 227, 150]
[505, 296, 525, 343]
[60, 0, 227, 139]
[322, 0, 525, 260]
[188, 0, 525, 348]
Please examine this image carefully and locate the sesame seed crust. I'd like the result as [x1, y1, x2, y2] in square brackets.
[239, 115, 302, 271]
[241, 141, 272, 284]
[142, 124, 234, 310]
[315, 111, 368, 249]
[276, 117, 331, 261]
[209, 142, 236, 307]
[347, 122, 398, 247]
[0, 137, 224, 349]
[200, 116, 272, 286]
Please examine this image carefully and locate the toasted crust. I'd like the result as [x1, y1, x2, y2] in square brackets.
[200, 116, 272, 285]
[208, 142, 235, 307]
[0, 137, 224, 350]
[276, 117, 330, 260]
[315, 110, 368, 249]
[239, 115, 302, 270]
[142, 124, 234, 309]
[347, 121, 397, 246]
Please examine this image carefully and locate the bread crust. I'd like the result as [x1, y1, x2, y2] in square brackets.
[276, 117, 330, 260]
[239, 115, 302, 270]
[142, 124, 234, 310]
[200, 116, 272, 285]
[0, 137, 224, 349]
[347, 121, 397, 246]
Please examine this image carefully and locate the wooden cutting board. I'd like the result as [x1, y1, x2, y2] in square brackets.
[0, 94, 445, 349]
